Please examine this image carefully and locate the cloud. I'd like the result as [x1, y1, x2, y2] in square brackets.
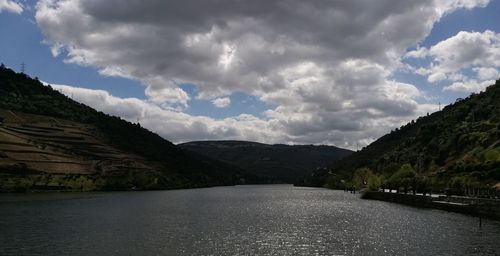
[35, 0, 448, 100]
[144, 80, 190, 108]
[428, 72, 447, 83]
[429, 31, 500, 74]
[443, 79, 495, 93]
[212, 97, 231, 108]
[436, 0, 490, 14]
[407, 30, 500, 92]
[0, 0, 23, 13]
[49, 83, 288, 144]
[475, 67, 499, 80]
[34, 0, 488, 148]
[48, 81, 436, 150]
[404, 47, 429, 59]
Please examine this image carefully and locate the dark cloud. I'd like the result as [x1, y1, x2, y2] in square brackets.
[36, 0, 488, 148]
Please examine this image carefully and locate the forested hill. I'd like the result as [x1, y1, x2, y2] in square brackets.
[179, 140, 353, 183]
[301, 80, 500, 191]
[0, 65, 257, 191]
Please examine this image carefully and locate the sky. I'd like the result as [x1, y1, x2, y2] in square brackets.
[0, 0, 499, 150]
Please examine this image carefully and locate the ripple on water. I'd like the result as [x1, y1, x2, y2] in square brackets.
[0, 185, 499, 256]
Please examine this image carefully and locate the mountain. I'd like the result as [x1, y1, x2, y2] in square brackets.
[301, 80, 500, 193]
[179, 140, 353, 183]
[0, 65, 257, 192]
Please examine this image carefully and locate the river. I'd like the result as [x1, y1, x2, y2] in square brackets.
[0, 185, 499, 255]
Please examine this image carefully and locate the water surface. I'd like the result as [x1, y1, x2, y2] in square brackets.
[0, 185, 499, 255]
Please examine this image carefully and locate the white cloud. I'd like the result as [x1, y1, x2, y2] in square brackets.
[436, 0, 490, 14]
[475, 67, 499, 80]
[443, 79, 495, 93]
[0, 0, 22, 13]
[34, 0, 489, 148]
[428, 72, 447, 83]
[212, 97, 231, 108]
[144, 82, 190, 108]
[407, 30, 500, 93]
[49, 83, 288, 144]
[405, 47, 429, 59]
[47, 82, 435, 150]
[429, 30, 500, 73]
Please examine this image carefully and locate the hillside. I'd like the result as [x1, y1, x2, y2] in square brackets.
[179, 140, 353, 183]
[301, 80, 500, 194]
[0, 65, 255, 192]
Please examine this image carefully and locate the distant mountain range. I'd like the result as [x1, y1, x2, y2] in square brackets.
[301, 80, 500, 192]
[179, 140, 352, 183]
[0, 65, 260, 191]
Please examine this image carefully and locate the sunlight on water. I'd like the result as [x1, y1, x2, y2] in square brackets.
[1, 185, 499, 255]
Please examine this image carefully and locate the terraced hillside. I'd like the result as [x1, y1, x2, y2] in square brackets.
[0, 65, 252, 192]
[0, 109, 155, 176]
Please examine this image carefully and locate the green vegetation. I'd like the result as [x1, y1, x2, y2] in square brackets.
[0, 65, 258, 192]
[301, 79, 500, 196]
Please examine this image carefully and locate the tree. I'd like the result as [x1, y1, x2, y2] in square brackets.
[387, 164, 416, 194]
[367, 175, 382, 191]
[352, 168, 374, 190]
[325, 174, 341, 189]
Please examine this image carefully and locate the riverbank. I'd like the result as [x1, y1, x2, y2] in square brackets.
[362, 191, 500, 220]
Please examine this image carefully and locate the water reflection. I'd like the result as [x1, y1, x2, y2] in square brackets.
[0, 185, 499, 255]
